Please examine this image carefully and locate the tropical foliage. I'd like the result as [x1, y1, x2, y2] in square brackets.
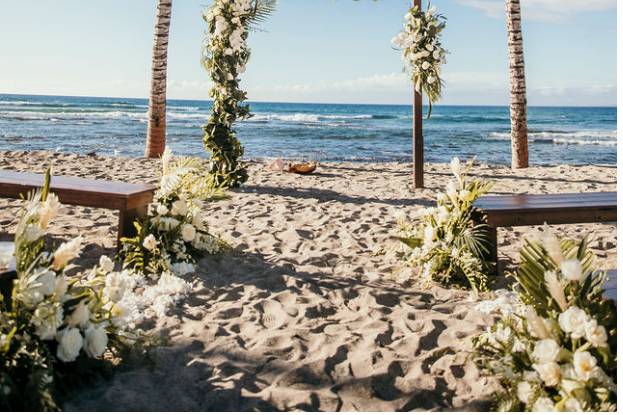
[473, 228, 616, 411]
[202, 0, 276, 187]
[396, 158, 493, 291]
[120, 148, 227, 276]
[392, 2, 447, 117]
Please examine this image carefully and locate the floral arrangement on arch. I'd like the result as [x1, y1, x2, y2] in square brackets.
[472, 227, 616, 411]
[202, 0, 275, 187]
[392, 2, 447, 117]
[120, 147, 228, 276]
[0, 169, 196, 410]
[396, 158, 494, 291]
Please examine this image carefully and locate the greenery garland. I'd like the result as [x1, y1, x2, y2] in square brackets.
[392, 2, 447, 118]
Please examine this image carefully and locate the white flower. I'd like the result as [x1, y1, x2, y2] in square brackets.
[31, 302, 63, 340]
[52, 237, 83, 271]
[421, 61, 431, 70]
[573, 350, 597, 381]
[516, 381, 533, 404]
[181, 224, 197, 242]
[170, 200, 188, 217]
[83, 326, 108, 358]
[66, 301, 90, 328]
[532, 397, 555, 412]
[54, 276, 68, 298]
[564, 397, 583, 412]
[525, 306, 551, 339]
[425, 43, 435, 52]
[532, 339, 560, 363]
[104, 269, 139, 303]
[544, 270, 568, 311]
[558, 306, 588, 340]
[143, 234, 158, 252]
[539, 225, 564, 265]
[33, 269, 57, 297]
[156, 204, 169, 216]
[99, 255, 115, 273]
[449, 157, 462, 178]
[560, 259, 583, 282]
[56, 328, 83, 362]
[533, 362, 561, 386]
[584, 319, 608, 348]
[40, 193, 61, 228]
[23, 224, 43, 242]
[427, 75, 436, 84]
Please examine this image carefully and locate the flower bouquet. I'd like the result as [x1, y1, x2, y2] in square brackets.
[396, 157, 494, 291]
[472, 227, 616, 411]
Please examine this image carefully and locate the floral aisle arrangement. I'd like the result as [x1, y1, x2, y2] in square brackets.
[121, 148, 227, 276]
[0, 171, 130, 410]
[202, 0, 275, 187]
[392, 2, 447, 117]
[396, 158, 493, 291]
[472, 228, 616, 411]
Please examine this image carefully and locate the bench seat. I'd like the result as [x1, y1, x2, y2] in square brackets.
[0, 169, 156, 248]
[474, 192, 617, 271]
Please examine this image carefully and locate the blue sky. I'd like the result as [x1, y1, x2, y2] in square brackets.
[0, 0, 616, 105]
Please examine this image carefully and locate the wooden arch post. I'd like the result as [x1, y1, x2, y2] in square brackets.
[412, 0, 424, 189]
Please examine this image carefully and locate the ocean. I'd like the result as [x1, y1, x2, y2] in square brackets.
[0, 93, 616, 166]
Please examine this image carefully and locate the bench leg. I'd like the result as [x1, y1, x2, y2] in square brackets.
[117, 206, 148, 251]
[485, 226, 499, 275]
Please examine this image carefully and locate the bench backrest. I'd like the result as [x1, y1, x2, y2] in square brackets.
[0, 169, 156, 211]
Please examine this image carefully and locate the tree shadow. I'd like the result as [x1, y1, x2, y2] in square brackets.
[236, 185, 434, 207]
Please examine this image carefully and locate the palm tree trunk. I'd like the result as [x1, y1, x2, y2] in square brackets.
[506, 0, 529, 168]
[145, 0, 172, 158]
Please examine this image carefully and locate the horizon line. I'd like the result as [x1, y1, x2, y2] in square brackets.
[0, 92, 617, 109]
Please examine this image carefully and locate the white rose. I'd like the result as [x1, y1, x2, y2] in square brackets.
[427, 75, 436, 84]
[56, 328, 83, 362]
[558, 306, 588, 340]
[533, 362, 561, 387]
[584, 319, 608, 348]
[83, 326, 108, 358]
[66, 301, 90, 328]
[573, 350, 597, 381]
[425, 43, 435, 52]
[181, 224, 197, 242]
[516, 381, 533, 404]
[99, 255, 115, 273]
[156, 204, 169, 216]
[421, 61, 431, 70]
[532, 397, 555, 412]
[52, 237, 83, 271]
[532, 339, 560, 363]
[142, 234, 158, 252]
[433, 50, 440, 60]
[560, 259, 583, 282]
[170, 200, 188, 217]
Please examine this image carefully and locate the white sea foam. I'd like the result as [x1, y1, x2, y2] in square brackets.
[245, 113, 375, 123]
[489, 130, 617, 146]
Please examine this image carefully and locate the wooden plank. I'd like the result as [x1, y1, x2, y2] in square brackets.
[485, 207, 616, 227]
[476, 192, 615, 210]
[0, 170, 156, 210]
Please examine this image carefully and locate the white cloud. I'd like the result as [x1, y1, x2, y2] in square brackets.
[455, 0, 616, 22]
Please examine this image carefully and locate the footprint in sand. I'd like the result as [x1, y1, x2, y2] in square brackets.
[259, 299, 288, 330]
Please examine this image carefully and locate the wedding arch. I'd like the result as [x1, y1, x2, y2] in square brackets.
[202, 0, 446, 189]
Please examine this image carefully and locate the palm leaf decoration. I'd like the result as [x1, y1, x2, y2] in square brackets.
[249, 0, 277, 30]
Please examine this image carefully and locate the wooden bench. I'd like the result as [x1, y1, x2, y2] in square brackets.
[474, 192, 617, 270]
[0, 169, 156, 248]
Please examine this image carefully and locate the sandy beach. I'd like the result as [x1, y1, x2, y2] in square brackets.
[0, 151, 617, 411]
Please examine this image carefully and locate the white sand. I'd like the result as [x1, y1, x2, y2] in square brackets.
[0, 151, 616, 411]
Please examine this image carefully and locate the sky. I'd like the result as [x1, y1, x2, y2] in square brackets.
[0, 0, 617, 106]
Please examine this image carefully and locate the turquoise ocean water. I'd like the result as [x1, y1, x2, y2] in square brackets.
[0, 94, 616, 165]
